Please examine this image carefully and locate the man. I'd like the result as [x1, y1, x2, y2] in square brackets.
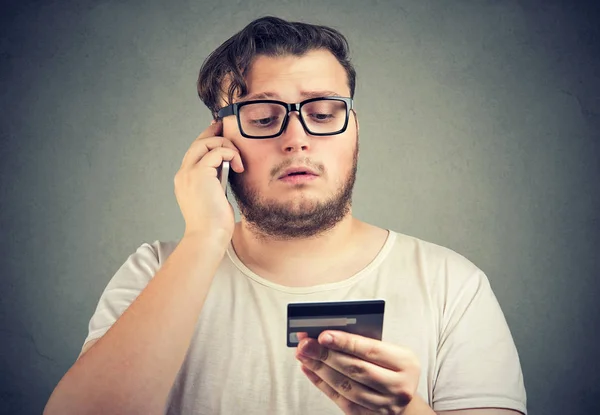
[45, 16, 527, 415]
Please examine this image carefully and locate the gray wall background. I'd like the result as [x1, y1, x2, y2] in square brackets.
[1, 0, 599, 414]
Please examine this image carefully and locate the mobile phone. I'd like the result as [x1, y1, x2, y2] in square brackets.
[286, 299, 385, 347]
[218, 160, 230, 194]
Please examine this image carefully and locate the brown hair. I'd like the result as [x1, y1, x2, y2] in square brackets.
[197, 16, 357, 118]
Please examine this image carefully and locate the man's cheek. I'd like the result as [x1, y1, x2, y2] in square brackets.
[223, 122, 242, 139]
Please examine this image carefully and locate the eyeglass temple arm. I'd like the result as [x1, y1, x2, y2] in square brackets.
[216, 105, 235, 119]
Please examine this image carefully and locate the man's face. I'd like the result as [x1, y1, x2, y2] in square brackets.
[222, 49, 359, 240]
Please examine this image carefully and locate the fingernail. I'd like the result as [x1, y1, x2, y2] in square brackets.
[320, 333, 333, 345]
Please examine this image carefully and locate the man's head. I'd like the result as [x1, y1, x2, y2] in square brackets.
[197, 17, 359, 240]
[198, 16, 356, 119]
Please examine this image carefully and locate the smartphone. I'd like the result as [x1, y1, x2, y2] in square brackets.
[218, 160, 230, 194]
[286, 299, 385, 347]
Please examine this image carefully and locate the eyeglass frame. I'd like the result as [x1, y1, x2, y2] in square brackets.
[216, 96, 354, 139]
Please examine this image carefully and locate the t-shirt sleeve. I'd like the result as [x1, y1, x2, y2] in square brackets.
[80, 241, 163, 350]
[432, 269, 527, 414]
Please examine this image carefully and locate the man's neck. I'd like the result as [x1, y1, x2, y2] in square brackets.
[231, 214, 371, 287]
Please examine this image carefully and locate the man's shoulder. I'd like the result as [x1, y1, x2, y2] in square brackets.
[385, 229, 482, 278]
[134, 238, 232, 270]
[129, 239, 181, 265]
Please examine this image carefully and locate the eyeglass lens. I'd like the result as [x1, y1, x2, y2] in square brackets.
[238, 99, 347, 137]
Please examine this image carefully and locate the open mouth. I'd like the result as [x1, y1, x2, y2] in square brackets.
[278, 170, 318, 183]
[278, 166, 319, 180]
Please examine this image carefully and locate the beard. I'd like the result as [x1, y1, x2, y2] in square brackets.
[228, 136, 359, 241]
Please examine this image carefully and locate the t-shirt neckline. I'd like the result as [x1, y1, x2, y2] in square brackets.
[226, 229, 397, 294]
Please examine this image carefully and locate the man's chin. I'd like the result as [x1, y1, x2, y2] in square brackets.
[263, 196, 323, 214]
[241, 201, 332, 221]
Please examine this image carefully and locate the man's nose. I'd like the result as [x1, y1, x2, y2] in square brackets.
[279, 112, 310, 152]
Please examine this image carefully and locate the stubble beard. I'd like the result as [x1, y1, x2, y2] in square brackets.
[229, 137, 359, 241]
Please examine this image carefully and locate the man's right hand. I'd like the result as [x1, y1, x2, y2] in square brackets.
[44, 120, 243, 415]
[174, 120, 244, 244]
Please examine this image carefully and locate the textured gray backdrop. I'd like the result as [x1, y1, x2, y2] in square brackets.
[1, 0, 599, 414]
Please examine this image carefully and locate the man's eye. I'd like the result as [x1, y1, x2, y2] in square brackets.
[310, 113, 334, 121]
[250, 116, 278, 126]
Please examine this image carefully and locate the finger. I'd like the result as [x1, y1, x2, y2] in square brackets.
[300, 365, 371, 415]
[218, 139, 245, 173]
[318, 331, 412, 371]
[299, 364, 379, 414]
[180, 136, 225, 169]
[198, 119, 223, 140]
[297, 338, 402, 399]
[181, 136, 244, 173]
[192, 147, 240, 173]
[180, 120, 231, 168]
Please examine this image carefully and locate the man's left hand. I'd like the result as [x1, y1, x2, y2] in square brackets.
[295, 331, 421, 415]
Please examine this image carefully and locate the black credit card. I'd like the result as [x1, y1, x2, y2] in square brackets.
[286, 299, 385, 347]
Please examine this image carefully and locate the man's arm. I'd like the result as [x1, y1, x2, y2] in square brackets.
[45, 119, 242, 415]
[44, 233, 228, 415]
[404, 394, 524, 415]
[437, 409, 523, 415]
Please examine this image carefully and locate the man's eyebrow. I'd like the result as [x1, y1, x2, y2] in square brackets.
[300, 90, 341, 98]
[240, 90, 342, 102]
[242, 92, 279, 101]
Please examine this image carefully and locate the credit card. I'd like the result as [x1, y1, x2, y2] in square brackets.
[286, 299, 385, 347]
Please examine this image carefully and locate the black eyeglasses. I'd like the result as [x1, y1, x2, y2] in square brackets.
[216, 96, 354, 139]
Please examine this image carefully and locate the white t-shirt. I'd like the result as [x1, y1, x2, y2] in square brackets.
[83, 230, 527, 414]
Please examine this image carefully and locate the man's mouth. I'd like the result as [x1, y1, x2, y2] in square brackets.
[278, 168, 319, 184]
[278, 166, 319, 179]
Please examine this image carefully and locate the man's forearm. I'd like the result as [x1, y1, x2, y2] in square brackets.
[404, 394, 436, 415]
[44, 234, 228, 415]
